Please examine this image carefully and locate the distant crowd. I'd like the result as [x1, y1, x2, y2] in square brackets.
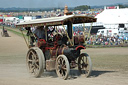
[73, 30, 128, 46]
[86, 34, 128, 46]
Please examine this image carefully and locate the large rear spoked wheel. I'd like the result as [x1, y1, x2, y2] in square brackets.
[78, 53, 92, 77]
[56, 55, 70, 80]
[26, 47, 45, 78]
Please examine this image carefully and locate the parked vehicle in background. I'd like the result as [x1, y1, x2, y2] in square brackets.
[1, 26, 9, 37]
[118, 30, 128, 40]
[97, 29, 118, 37]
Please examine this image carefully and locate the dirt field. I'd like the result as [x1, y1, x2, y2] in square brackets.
[0, 29, 128, 85]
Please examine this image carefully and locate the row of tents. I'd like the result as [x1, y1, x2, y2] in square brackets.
[0, 15, 42, 26]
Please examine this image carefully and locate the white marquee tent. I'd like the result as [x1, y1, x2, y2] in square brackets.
[95, 7, 128, 29]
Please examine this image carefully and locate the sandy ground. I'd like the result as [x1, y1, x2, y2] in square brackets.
[0, 29, 128, 85]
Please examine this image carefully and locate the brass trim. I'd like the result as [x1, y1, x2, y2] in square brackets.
[62, 24, 73, 46]
[21, 30, 29, 48]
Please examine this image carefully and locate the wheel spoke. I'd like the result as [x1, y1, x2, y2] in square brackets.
[58, 58, 62, 65]
[31, 53, 35, 60]
[62, 70, 66, 76]
[33, 68, 39, 75]
[60, 58, 63, 64]
[28, 59, 32, 62]
[29, 63, 34, 68]
[58, 69, 62, 76]
[35, 63, 39, 69]
[62, 66, 67, 71]
[33, 69, 36, 74]
[58, 60, 61, 65]
[80, 64, 83, 69]
[59, 70, 63, 76]
[30, 65, 35, 73]
[86, 56, 87, 63]
[36, 59, 39, 62]
[82, 56, 84, 61]
[57, 65, 61, 69]
[62, 59, 65, 66]
[30, 50, 37, 60]
[33, 68, 36, 75]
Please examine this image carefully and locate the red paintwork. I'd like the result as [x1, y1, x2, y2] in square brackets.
[75, 45, 85, 50]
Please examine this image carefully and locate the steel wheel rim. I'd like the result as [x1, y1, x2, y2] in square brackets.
[56, 57, 67, 77]
[56, 55, 70, 80]
[78, 54, 92, 77]
[27, 50, 40, 76]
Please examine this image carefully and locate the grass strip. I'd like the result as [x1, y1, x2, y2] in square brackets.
[0, 26, 27, 37]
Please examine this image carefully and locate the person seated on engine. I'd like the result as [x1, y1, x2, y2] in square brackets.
[33, 26, 45, 39]
[33, 26, 46, 48]
[47, 26, 55, 42]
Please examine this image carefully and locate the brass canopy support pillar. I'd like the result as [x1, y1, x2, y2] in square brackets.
[88, 23, 93, 38]
[20, 29, 29, 49]
[62, 24, 73, 46]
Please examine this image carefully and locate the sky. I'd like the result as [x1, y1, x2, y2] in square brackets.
[0, 0, 128, 8]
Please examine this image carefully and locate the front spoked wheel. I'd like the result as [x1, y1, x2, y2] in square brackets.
[56, 55, 70, 80]
[78, 53, 92, 77]
[26, 47, 45, 78]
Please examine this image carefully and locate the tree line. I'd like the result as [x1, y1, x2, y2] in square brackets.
[0, 4, 128, 12]
[74, 5, 90, 11]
